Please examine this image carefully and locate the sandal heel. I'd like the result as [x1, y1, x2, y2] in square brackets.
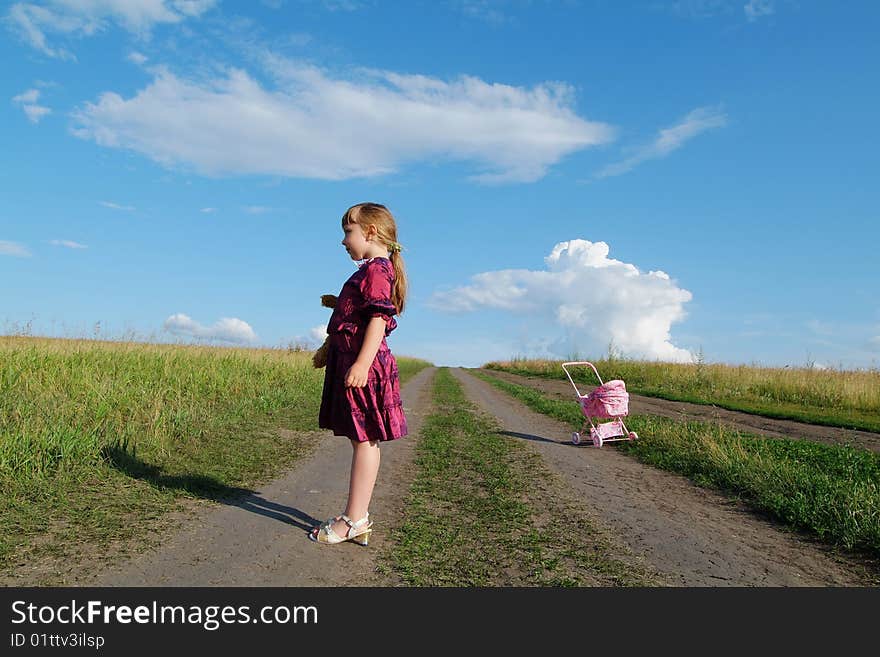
[352, 529, 371, 546]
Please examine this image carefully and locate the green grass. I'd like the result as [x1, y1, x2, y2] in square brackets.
[0, 335, 431, 578]
[484, 357, 880, 433]
[473, 370, 880, 559]
[388, 368, 656, 587]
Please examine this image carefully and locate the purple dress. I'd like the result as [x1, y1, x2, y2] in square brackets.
[318, 257, 408, 443]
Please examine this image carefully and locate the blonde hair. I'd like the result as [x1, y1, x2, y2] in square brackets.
[342, 202, 408, 314]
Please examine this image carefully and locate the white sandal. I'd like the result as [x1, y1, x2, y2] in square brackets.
[310, 513, 372, 545]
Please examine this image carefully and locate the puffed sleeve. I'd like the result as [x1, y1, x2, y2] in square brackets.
[359, 259, 398, 335]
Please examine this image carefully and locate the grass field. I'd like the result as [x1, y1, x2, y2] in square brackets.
[485, 357, 880, 433]
[6, 335, 878, 583]
[0, 335, 430, 576]
[474, 370, 880, 561]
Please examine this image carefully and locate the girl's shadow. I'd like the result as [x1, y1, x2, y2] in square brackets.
[101, 445, 320, 533]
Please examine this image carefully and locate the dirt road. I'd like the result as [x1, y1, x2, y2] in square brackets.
[454, 368, 877, 586]
[45, 364, 876, 587]
[80, 366, 436, 587]
[482, 368, 880, 454]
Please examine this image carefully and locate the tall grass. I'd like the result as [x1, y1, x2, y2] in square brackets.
[1, 336, 324, 482]
[0, 335, 431, 575]
[485, 357, 880, 432]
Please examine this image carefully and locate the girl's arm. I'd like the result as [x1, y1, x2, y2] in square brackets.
[344, 316, 388, 387]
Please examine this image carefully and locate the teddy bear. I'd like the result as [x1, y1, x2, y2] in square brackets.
[312, 294, 337, 368]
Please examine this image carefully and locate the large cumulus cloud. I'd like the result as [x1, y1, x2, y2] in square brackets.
[430, 239, 694, 362]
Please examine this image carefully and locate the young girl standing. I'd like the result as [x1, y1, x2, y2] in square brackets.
[310, 202, 408, 546]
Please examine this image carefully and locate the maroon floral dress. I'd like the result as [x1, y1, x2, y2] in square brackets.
[318, 257, 408, 443]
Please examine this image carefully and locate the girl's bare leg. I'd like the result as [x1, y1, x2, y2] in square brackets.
[312, 439, 380, 538]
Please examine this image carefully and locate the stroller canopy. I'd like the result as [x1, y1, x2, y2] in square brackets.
[580, 379, 629, 418]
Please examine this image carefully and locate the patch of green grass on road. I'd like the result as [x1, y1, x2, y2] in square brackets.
[390, 368, 657, 587]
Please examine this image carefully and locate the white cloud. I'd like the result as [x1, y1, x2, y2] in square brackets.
[49, 239, 88, 248]
[22, 104, 52, 123]
[243, 205, 272, 215]
[284, 325, 327, 350]
[458, 0, 509, 25]
[127, 51, 148, 65]
[200, 207, 216, 213]
[71, 59, 615, 183]
[744, 0, 774, 22]
[12, 87, 51, 123]
[669, 1, 730, 19]
[12, 88, 40, 104]
[596, 106, 727, 179]
[163, 313, 257, 344]
[7, 0, 217, 58]
[309, 324, 328, 343]
[429, 239, 694, 362]
[0, 240, 32, 257]
[99, 200, 135, 211]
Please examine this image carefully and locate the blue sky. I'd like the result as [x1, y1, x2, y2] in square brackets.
[2, 0, 878, 369]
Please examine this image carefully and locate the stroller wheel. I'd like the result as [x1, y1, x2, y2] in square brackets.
[572, 432, 581, 445]
[593, 435, 603, 448]
[628, 431, 638, 441]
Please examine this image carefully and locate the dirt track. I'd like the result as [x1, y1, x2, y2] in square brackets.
[75, 366, 436, 587]
[19, 364, 877, 587]
[481, 368, 880, 454]
[455, 369, 878, 586]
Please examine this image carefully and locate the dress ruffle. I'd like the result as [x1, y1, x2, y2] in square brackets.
[319, 346, 407, 442]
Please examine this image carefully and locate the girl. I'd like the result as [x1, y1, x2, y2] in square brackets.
[310, 202, 408, 546]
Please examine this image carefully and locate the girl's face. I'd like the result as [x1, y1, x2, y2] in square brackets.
[341, 221, 370, 261]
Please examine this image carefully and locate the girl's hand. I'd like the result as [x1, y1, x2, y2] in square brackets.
[345, 362, 370, 387]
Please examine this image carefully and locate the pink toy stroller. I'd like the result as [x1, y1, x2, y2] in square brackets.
[562, 362, 638, 447]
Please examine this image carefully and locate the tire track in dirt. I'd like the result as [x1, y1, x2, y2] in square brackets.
[81, 367, 436, 587]
[483, 368, 880, 454]
[452, 368, 876, 587]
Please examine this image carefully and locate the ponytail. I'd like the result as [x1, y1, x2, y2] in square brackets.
[390, 250, 407, 315]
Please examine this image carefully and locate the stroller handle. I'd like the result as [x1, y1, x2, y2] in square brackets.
[561, 361, 604, 398]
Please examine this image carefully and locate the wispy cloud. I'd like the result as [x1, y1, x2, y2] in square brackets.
[7, 0, 217, 59]
[313, 0, 361, 11]
[71, 57, 615, 184]
[100, 201, 135, 211]
[668, 0, 731, 19]
[430, 238, 694, 362]
[49, 239, 88, 249]
[200, 207, 216, 213]
[163, 313, 257, 344]
[666, 1, 776, 22]
[243, 205, 272, 215]
[127, 51, 148, 65]
[0, 240, 32, 257]
[287, 324, 329, 349]
[595, 106, 727, 179]
[456, 1, 510, 25]
[12, 87, 51, 123]
[744, 0, 774, 22]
